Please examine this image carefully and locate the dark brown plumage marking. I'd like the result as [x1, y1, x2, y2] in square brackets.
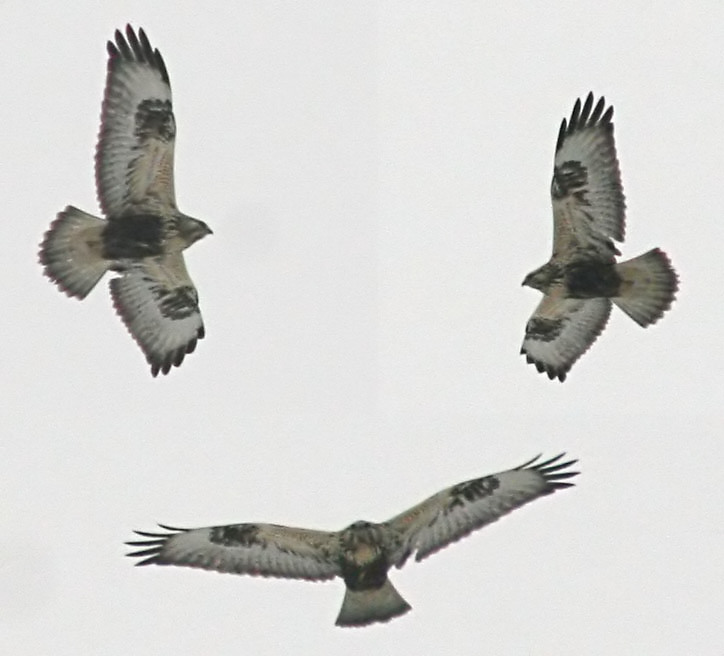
[210, 524, 261, 548]
[525, 316, 564, 343]
[135, 99, 175, 142]
[552, 160, 589, 200]
[448, 475, 500, 510]
[101, 216, 164, 259]
[565, 260, 622, 298]
[340, 558, 389, 592]
[153, 285, 199, 321]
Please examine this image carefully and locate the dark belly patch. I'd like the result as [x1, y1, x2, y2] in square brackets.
[566, 261, 621, 298]
[102, 215, 164, 259]
[340, 553, 389, 591]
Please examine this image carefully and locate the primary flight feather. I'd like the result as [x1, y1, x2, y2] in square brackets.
[39, 25, 212, 376]
[127, 454, 578, 627]
[521, 93, 678, 381]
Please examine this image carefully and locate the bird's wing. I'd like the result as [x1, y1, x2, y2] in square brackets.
[109, 253, 204, 376]
[550, 93, 625, 261]
[127, 523, 340, 581]
[385, 455, 578, 566]
[520, 290, 611, 381]
[96, 25, 177, 216]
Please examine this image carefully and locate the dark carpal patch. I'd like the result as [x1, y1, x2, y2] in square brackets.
[448, 475, 500, 510]
[552, 160, 588, 200]
[525, 316, 564, 342]
[565, 261, 621, 298]
[103, 215, 164, 258]
[209, 524, 261, 548]
[135, 99, 175, 142]
[153, 284, 199, 320]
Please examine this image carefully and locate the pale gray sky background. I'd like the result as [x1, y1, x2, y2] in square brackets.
[2, 2, 722, 654]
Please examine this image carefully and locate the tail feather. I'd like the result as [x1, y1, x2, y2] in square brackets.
[335, 579, 411, 628]
[613, 248, 678, 326]
[39, 206, 109, 299]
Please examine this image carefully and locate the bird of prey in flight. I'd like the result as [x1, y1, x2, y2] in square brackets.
[521, 93, 678, 381]
[39, 25, 212, 376]
[127, 454, 577, 627]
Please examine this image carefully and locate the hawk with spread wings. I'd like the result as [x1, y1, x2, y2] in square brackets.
[127, 454, 577, 627]
[39, 25, 212, 376]
[521, 93, 678, 381]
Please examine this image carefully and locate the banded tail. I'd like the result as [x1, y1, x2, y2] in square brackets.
[613, 248, 678, 326]
[39, 206, 109, 299]
[335, 578, 411, 628]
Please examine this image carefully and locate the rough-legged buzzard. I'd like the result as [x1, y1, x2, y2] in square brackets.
[127, 454, 578, 627]
[39, 25, 212, 376]
[521, 93, 678, 381]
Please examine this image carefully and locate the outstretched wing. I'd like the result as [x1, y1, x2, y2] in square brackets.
[385, 454, 578, 566]
[551, 93, 625, 261]
[127, 523, 340, 581]
[521, 290, 611, 382]
[96, 25, 177, 217]
[110, 253, 204, 376]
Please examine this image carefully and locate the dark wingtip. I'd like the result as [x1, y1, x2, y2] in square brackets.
[106, 24, 170, 85]
[514, 453, 544, 470]
[557, 92, 614, 152]
[156, 524, 188, 532]
[111, 27, 132, 60]
[579, 92, 594, 124]
[525, 355, 567, 382]
[555, 118, 568, 152]
[518, 453, 580, 487]
[125, 524, 186, 564]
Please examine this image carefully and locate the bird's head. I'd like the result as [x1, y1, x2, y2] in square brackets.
[522, 264, 556, 292]
[341, 521, 384, 545]
[178, 216, 213, 246]
[339, 521, 387, 567]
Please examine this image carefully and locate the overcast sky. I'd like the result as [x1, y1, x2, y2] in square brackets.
[2, 1, 723, 654]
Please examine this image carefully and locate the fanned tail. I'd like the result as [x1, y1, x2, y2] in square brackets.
[335, 578, 411, 628]
[613, 248, 678, 326]
[39, 206, 109, 299]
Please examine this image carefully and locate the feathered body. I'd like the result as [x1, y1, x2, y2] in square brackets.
[127, 454, 578, 627]
[521, 93, 678, 381]
[39, 26, 211, 376]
